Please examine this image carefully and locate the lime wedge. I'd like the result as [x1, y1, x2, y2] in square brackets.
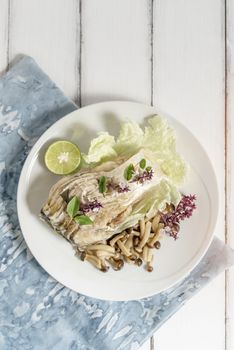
[45, 140, 81, 175]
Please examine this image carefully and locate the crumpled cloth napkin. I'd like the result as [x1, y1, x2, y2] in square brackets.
[0, 56, 234, 350]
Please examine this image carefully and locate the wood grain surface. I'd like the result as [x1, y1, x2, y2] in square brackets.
[153, 2, 225, 348]
[0, 0, 9, 72]
[81, 0, 152, 106]
[226, 1, 234, 349]
[8, 0, 79, 101]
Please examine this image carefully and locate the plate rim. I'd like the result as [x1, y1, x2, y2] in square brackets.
[17, 100, 219, 300]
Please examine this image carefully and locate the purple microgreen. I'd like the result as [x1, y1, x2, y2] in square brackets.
[80, 199, 103, 213]
[107, 180, 130, 194]
[74, 215, 93, 225]
[139, 158, 146, 169]
[124, 163, 135, 181]
[131, 169, 154, 184]
[161, 194, 196, 240]
[98, 176, 107, 194]
[117, 184, 130, 193]
[67, 196, 80, 218]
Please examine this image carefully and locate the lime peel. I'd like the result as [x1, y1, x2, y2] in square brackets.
[45, 140, 81, 175]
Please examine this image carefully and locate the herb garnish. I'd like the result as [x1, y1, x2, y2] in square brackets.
[66, 196, 94, 225]
[124, 163, 135, 181]
[67, 196, 80, 218]
[107, 182, 130, 193]
[98, 176, 130, 195]
[161, 194, 196, 239]
[145, 166, 152, 173]
[124, 160, 154, 184]
[80, 199, 103, 213]
[131, 168, 154, 184]
[74, 215, 93, 225]
[139, 158, 146, 169]
[98, 176, 107, 194]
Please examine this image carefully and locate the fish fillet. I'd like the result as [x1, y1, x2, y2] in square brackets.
[41, 150, 165, 248]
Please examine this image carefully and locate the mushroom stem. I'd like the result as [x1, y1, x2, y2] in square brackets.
[135, 221, 152, 253]
[109, 257, 124, 271]
[147, 224, 163, 248]
[142, 246, 149, 262]
[146, 251, 154, 272]
[86, 244, 115, 253]
[95, 250, 116, 258]
[139, 219, 145, 239]
[85, 254, 103, 270]
[125, 256, 135, 264]
[109, 232, 125, 247]
[117, 240, 131, 257]
[152, 214, 160, 233]
[125, 233, 133, 250]
[132, 230, 140, 237]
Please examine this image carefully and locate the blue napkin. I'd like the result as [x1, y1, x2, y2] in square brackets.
[0, 56, 234, 350]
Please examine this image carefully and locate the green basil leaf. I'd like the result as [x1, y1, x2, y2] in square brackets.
[67, 196, 80, 218]
[124, 164, 135, 181]
[98, 176, 107, 193]
[146, 166, 152, 173]
[139, 158, 146, 169]
[74, 215, 93, 225]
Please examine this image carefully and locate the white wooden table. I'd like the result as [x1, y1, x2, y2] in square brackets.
[0, 1, 233, 349]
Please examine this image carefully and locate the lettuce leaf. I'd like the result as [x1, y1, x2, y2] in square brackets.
[114, 121, 144, 156]
[82, 132, 117, 164]
[141, 116, 187, 185]
[143, 116, 176, 153]
[80, 115, 187, 230]
[82, 115, 188, 185]
[116, 179, 181, 232]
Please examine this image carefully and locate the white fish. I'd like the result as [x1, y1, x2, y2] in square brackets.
[41, 150, 165, 248]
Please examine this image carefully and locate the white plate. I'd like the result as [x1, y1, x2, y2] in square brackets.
[17, 101, 218, 301]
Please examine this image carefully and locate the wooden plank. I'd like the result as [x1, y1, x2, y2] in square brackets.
[153, 1, 225, 349]
[81, 2, 152, 348]
[155, 276, 225, 349]
[226, 1, 234, 349]
[0, 0, 9, 72]
[81, 0, 151, 106]
[8, 0, 79, 101]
